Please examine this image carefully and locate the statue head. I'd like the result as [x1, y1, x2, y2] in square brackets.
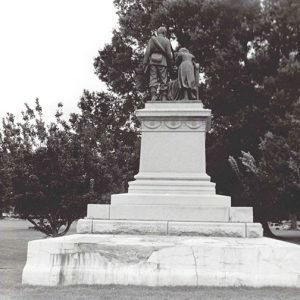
[179, 47, 189, 53]
[157, 26, 167, 36]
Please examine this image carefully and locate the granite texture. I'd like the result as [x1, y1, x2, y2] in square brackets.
[168, 221, 246, 237]
[246, 223, 264, 238]
[76, 219, 92, 234]
[76, 219, 263, 238]
[92, 220, 167, 235]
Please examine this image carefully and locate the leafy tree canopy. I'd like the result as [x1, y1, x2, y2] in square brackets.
[93, 0, 300, 226]
[1, 0, 299, 235]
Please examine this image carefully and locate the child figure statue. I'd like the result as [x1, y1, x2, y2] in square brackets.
[176, 47, 198, 100]
[168, 47, 200, 101]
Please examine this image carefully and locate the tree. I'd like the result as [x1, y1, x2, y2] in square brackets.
[0, 100, 89, 236]
[93, 0, 300, 230]
[0, 93, 140, 236]
[0, 136, 13, 218]
[229, 32, 300, 234]
[70, 90, 140, 197]
[229, 98, 300, 234]
[95, 0, 264, 186]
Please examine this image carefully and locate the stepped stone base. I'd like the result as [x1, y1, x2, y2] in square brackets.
[85, 203, 253, 223]
[111, 193, 231, 206]
[22, 234, 300, 287]
[77, 219, 263, 238]
[81, 201, 257, 238]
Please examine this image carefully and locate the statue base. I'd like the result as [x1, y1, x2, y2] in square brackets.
[23, 101, 279, 287]
[22, 234, 300, 287]
[78, 101, 260, 237]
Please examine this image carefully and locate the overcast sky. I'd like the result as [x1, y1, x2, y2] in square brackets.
[0, 0, 117, 122]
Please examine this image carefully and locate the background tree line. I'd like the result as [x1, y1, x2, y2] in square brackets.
[0, 0, 299, 236]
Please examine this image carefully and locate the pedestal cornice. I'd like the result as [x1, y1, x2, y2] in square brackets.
[137, 101, 211, 132]
[136, 101, 211, 118]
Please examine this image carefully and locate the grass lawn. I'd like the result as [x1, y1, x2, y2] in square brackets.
[1, 219, 300, 300]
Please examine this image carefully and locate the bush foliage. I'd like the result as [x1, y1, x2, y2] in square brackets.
[1, 0, 299, 235]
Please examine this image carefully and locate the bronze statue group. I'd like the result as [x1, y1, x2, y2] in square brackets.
[143, 26, 199, 101]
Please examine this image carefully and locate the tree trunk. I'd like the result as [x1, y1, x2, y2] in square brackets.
[289, 213, 297, 230]
[261, 220, 277, 238]
[55, 219, 73, 237]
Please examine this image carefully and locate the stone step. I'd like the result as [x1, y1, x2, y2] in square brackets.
[110, 204, 229, 221]
[134, 172, 212, 181]
[87, 204, 253, 223]
[111, 193, 231, 206]
[128, 179, 216, 194]
[77, 219, 262, 238]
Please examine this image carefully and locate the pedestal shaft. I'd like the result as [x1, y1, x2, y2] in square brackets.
[128, 101, 214, 194]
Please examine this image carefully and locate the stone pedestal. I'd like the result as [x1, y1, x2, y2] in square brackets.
[78, 101, 259, 236]
[22, 101, 300, 287]
[128, 101, 213, 195]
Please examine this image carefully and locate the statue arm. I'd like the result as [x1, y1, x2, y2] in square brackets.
[194, 62, 200, 100]
[166, 41, 173, 65]
[175, 53, 182, 66]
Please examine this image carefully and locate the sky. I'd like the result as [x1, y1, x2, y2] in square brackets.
[0, 0, 117, 122]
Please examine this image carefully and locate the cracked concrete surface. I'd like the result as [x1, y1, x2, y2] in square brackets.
[22, 234, 300, 287]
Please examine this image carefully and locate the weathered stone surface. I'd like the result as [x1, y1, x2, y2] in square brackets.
[76, 219, 92, 234]
[247, 223, 264, 238]
[79, 220, 228, 237]
[168, 221, 246, 237]
[22, 234, 300, 287]
[92, 220, 168, 235]
[76, 219, 263, 238]
[229, 207, 253, 223]
[87, 204, 110, 219]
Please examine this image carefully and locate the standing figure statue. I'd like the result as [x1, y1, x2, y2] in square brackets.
[176, 47, 198, 100]
[168, 47, 200, 101]
[143, 27, 173, 101]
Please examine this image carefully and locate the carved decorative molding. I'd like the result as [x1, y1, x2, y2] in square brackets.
[143, 120, 161, 129]
[164, 120, 182, 129]
[142, 118, 207, 131]
[185, 120, 202, 129]
[185, 120, 206, 130]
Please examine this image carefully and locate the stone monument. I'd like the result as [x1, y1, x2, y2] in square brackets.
[22, 29, 300, 287]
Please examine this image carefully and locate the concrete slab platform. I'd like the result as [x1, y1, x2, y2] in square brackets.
[22, 234, 300, 287]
